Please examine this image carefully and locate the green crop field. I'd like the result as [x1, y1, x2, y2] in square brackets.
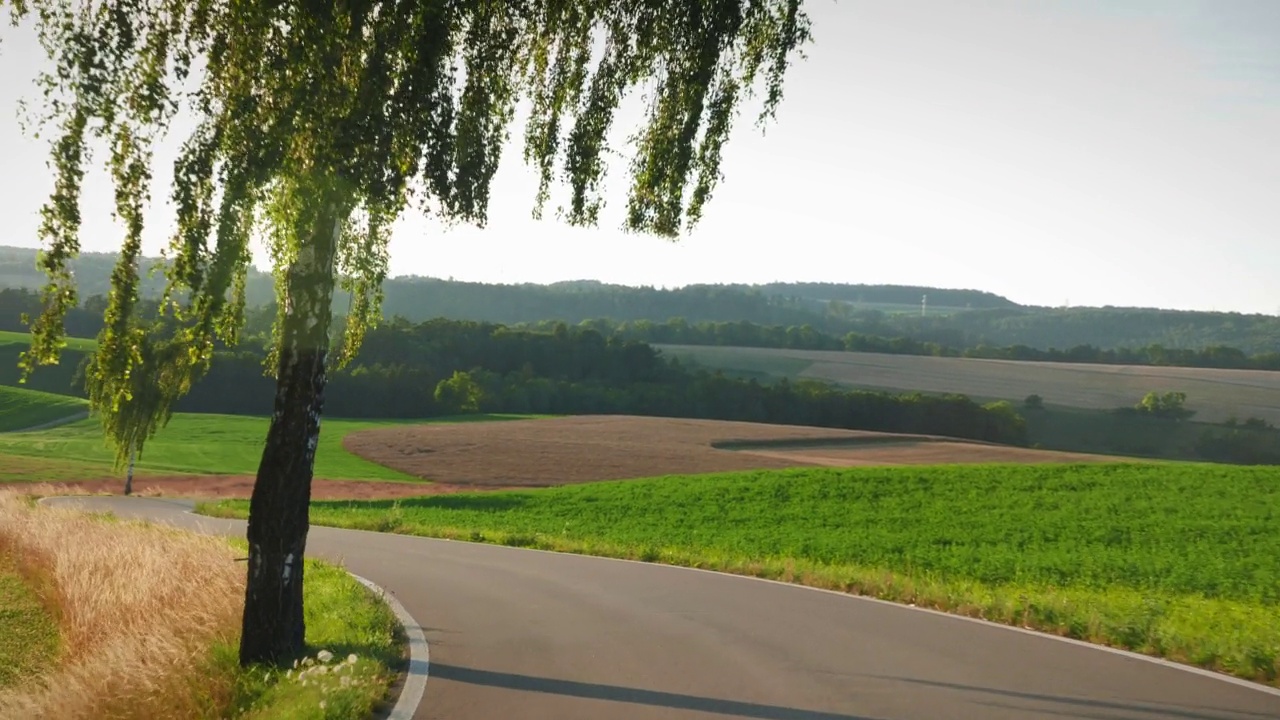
[0, 385, 87, 432]
[203, 462, 1280, 684]
[656, 344, 1280, 426]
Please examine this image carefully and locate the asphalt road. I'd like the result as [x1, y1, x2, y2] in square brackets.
[45, 496, 1280, 720]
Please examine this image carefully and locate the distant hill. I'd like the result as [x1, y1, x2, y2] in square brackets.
[2, 244, 1278, 353]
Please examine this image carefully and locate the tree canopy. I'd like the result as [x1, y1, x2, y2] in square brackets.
[2, 0, 812, 465]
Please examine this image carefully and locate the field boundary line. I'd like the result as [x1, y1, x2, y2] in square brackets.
[3, 410, 89, 433]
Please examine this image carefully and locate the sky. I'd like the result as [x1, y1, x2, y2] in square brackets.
[1, 0, 1278, 315]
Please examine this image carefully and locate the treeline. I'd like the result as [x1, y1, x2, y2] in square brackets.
[0, 246, 1010, 334]
[514, 317, 1280, 372]
[7, 283, 1276, 373]
[2, 316, 1028, 446]
[6, 243, 1280, 352]
[890, 306, 1280, 356]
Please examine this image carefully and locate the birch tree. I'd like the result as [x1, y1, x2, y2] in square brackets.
[1, 0, 813, 665]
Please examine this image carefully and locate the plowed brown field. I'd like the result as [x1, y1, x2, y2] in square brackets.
[342, 415, 1130, 487]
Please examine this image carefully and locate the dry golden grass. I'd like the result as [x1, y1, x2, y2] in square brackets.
[0, 490, 245, 720]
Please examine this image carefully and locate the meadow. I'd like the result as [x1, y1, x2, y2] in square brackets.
[0, 386, 86, 432]
[204, 462, 1280, 684]
[0, 411, 423, 482]
[0, 330, 96, 353]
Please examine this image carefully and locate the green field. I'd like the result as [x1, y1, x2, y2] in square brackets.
[204, 462, 1280, 684]
[0, 413, 423, 481]
[0, 386, 87, 432]
[0, 330, 96, 353]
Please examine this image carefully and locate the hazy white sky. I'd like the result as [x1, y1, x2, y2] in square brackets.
[1, 0, 1277, 314]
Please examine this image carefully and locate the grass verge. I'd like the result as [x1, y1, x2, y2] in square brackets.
[199, 462, 1280, 687]
[0, 552, 59, 689]
[217, 548, 405, 720]
[0, 492, 403, 719]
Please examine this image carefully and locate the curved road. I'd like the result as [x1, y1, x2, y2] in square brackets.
[45, 496, 1280, 720]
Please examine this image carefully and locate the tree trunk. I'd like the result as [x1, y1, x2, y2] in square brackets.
[123, 447, 135, 496]
[239, 199, 341, 667]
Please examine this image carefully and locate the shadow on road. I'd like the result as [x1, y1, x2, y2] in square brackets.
[872, 676, 1277, 720]
[429, 663, 885, 719]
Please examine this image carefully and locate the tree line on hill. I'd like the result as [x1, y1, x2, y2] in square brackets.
[515, 317, 1280, 372]
[1, 315, 1029, 446]
[4, 244, 1279, 352]
[3, 287, 1277, 373]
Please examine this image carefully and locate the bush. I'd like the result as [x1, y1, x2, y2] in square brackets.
[1135, 391, 1195, 421]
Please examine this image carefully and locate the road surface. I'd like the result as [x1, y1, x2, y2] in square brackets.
[44, 496, 1280, 720]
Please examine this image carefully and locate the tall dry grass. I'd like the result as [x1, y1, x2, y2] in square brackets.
[0, 490, 245, 720]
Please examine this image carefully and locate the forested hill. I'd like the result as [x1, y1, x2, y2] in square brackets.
[0, 245, 1016, 326]
[2, 245, 1278, 353]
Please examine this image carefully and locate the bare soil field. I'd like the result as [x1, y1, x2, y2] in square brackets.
[343, 415, 1128, 487]
[658, 344, 1280, 425]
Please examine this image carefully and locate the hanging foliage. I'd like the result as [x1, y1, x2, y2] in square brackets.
[2, 0, 812, 467]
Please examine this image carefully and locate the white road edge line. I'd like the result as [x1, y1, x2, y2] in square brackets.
[350, 573, 430, 720]
[34, 496, 431, 720]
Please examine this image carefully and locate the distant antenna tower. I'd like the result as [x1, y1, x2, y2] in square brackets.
[921, 294, 927, 317]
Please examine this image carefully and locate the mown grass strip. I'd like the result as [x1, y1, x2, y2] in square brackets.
[200, 462, 1280, 686]
[0, 453, 131, 484]
[0, 553, 59, 689]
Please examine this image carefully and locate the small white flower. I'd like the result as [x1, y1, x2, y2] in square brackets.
[346, 653, 358, 665]
[319, 701, 326, 710]
[317, 650, 334, 664]
[340, 676, 351, 687]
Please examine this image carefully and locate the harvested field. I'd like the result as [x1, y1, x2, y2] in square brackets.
[658, 344, 1280, 425]
[343, 415, 1127, 487]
